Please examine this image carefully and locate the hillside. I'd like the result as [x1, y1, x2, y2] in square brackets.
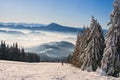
[26, 41, 74, 62]
[0, 60, 119, 80]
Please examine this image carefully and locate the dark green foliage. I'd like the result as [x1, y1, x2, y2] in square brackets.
[0, 41, 40, 62]
[71, 31, 82, 67]
[66, 54, 72, 63]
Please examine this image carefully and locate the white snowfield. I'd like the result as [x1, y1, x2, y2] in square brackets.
[0, 60, 119, 80]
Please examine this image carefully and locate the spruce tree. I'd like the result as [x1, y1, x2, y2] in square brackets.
[71, 31, 82, 66]
[71, 17, 105, 71]
[101, 0, 120, 77]
[77, 27, 91, 68]
[80, 17, 105, 71]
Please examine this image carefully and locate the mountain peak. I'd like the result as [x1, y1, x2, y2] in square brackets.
[48, 23, 62, 27]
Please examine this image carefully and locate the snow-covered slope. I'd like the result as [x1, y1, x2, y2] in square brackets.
[0, 60, 119, 80]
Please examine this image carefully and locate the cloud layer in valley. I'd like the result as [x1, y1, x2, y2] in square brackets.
[0, 28, 76, 49]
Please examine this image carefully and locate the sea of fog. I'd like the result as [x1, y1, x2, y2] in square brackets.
[0, 28, 76, 48]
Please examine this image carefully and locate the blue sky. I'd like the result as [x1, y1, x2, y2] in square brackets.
[0, 0, 113, 28]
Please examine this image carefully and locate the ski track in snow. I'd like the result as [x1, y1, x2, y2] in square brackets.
[0, 60, 119, 80]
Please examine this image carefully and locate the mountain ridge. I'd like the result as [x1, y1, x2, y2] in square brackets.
[0, 22, 107, 34]
[26, 41, 74, 62]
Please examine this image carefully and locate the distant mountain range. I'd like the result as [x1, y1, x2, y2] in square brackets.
[0, 22, 45, 27]
[26, 41, 74, 62]
[0, 22, 107, 34]
[0, 30, 24, 35]
[0, 22, 82, 33]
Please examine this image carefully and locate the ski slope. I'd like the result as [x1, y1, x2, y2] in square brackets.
[0, 60, 119, 80]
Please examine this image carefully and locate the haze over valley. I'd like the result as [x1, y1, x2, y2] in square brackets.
[0, 23, 77, 49]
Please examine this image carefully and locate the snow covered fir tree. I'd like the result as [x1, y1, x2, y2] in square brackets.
[71, 16, 105, 71]
[80, 17, 105, 71]
[101, 0, 120, 77]
[71, 31, 82, 66]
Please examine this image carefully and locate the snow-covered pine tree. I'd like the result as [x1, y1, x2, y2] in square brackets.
[80, 16, 105, 71]
[71, 31, 82, 67]
[71, 27, 90, 67]
[101, 0, 120, 77]
[71, 16, 105, 71]
[76, 27, 91, 68]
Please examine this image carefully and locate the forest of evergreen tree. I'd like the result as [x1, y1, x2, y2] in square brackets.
[0, 41, 40, 62]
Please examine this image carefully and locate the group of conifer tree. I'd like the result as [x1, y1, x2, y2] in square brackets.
[0, 41, 40, 62]
[71, 0, 120, 77]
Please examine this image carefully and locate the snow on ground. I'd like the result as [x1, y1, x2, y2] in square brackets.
[0, 60, 119, 80]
